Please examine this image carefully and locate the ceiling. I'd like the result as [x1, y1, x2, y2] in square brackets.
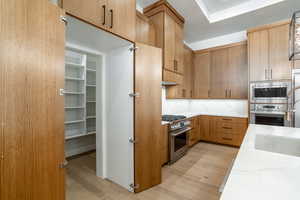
[137, 0, 300, 45]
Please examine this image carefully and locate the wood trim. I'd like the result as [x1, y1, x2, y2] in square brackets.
[136, 10, 150, 22]
[194, 41, 247, 54]
[247, 19, 290, 34]
[164, 68, 183, 76]
[143, 0, 185, 26]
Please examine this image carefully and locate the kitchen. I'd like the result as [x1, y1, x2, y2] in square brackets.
[1, 0, 300, 200]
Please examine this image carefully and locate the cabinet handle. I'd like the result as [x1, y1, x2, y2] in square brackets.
[182, 89, 185, 97]
[222, 127, 232, 130]
[190, 90, 192, 98]
[110, 9, 113, 28]
[222, 137, 232, 141]
[174, 60, 177, 71]
[229, 90, 232, 98]
[270, 69, 272, 80]
[222, 118, 232, 121]
[102, 5, 106, 25]
[225, 89, 227, 98]
[265, 69, 267, 80]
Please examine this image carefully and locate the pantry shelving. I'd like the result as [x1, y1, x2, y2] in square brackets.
[64, 47, 99, 140]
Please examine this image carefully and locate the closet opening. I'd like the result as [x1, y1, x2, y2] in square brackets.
[65, 16, 135, 199]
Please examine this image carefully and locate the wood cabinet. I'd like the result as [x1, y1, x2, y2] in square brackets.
[1, 1, 66, 199]
[144, 0, 185, 86]
[62, 0, 136, 41]
[136, 11, 156, 46]
[193, 53, 210, 98]
[248, 21, 291, 81]
[160, 124, 169, 165]
[188, 117, 200, 147]
[183, 46, 194, 98]
[210, 48, 228, 98]
[199, 116, 248, 147]
[194, 42, 248, 99]
[227, 45, 248, 99]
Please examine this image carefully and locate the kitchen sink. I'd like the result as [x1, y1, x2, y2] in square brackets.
[255, 134, 300, 157]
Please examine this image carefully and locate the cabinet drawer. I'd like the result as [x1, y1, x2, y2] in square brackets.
[217, 117, 248, 124]
[217, 122, 247, 134]
[188, 129, 198, 146]
[217, 132, 237, 146]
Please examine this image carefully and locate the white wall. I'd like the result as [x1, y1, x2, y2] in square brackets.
[162, 88, 248, 117]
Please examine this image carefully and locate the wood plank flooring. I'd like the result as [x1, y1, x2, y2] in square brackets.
[66, 142, 238, 200]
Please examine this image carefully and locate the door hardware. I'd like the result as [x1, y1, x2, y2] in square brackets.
[129, 183, 140, 189]
[129, 137, 137, 144]
[129, 47, 138, 52]
[129, 92, 140, 97]
[110, 9, 113, 28]
[60, 15, 68, 25]
[59, 89, 65, 96]
[59, 160, 68, 169]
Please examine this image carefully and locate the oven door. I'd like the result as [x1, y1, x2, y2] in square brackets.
[250, 112, 291, 127]
[169, 127, 191, 164]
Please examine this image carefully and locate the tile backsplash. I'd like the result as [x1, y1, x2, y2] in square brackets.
[162, 88, 248, 116]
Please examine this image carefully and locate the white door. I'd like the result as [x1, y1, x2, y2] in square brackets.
[105, 45, 134, 191]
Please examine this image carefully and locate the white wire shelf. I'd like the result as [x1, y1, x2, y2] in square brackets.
[65, 131, 96, 140]
[66, 62, 85, 68]
[65, 76, 85, 81]
[64, 106, 85, 109]
[87, 100, 96, 103]
[86, 116, 96, 119]
[86, 84, 96, 87]
[86, 68, 96, 72]
[64, 91, 85, 95]
[64, 120, 85, 125]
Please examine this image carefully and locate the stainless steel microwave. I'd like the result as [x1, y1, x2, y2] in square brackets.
[250, 81, 291, 104]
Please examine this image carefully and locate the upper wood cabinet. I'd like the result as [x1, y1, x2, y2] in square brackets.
[62, 0, 136, 41]
[183, 46, 194, 98]
[136, 11, 156, 46]
[194, 42, 248, 99]
[227, 44, 248, 99]
[144, 0, 185, 78]
[248, 21, 291, 81]
[193, 53, 210, 98]
[210, 48, 228, 99]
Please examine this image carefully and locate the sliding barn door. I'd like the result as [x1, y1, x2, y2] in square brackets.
[0, 1, 65, 200]
[134, 43, 162, 192]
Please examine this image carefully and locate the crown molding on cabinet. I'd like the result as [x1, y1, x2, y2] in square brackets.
[247, 19, 290, 34]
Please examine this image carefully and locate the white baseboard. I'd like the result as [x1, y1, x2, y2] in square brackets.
[66, 144, 96, 157]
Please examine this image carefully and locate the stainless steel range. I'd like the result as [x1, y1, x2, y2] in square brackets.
[162, 115, 191, 164]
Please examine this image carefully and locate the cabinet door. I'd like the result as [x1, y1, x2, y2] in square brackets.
[135, 43, 162, 192]
[1, 1, 65, 199]
[107, 0, 136, 41]
[269, 24, 291, 80]
[164, 13, 176, 72]
[210, 49, 228, 98]
[63, 0, 107, 29]
[199, 116, 210, 141]
[136, 12, 156, 46]
[160, 125, 169, 165]
[166, 73, 184, 99]
[228, 44, 248, 99]
[174, 23, 184, 74]
[248, 30, 269, 81]
[193, 53, 210, 98]
[183, 47, 194, 98]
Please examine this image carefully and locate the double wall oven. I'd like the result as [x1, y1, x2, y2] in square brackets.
[250, 81, 292, 127]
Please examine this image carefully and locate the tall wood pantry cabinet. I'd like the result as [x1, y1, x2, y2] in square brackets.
[61, 0, 136, 41]
[248, 21, 291, 81]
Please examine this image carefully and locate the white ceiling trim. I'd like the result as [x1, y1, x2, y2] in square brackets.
[195, 0, 285, 23]
[187, 31, 247, 51]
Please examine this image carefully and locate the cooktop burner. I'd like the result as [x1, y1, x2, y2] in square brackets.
[162, 115, 186, 122]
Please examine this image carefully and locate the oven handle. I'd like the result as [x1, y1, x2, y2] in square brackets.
[250, 111, 286, 115]
[171, 127, 192, 137]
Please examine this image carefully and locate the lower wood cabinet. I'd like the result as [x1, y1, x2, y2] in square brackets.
[188, 117, 200, 147]
[199, 115, 248, 147]
[160, 124, 169, 165]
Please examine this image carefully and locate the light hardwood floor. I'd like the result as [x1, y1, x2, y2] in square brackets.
[66, 142, 238, 200]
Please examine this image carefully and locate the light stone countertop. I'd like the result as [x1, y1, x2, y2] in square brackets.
[161, 112, 248, 125]
[220, 124, 300, 200]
